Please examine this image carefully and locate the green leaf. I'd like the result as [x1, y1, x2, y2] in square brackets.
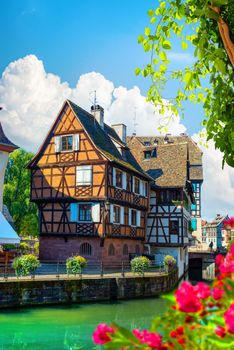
[183, 71, 193, 86]
[137, 35, 144, 44]
[181, 41, 188, 50]
[162, 40, 171, 50]
[145, 27, 151, 36]
[159, 64, 167, 73]
[159, 51, 167, 62]
[135, 68, 141, 76]
[147, 9, 154, 17]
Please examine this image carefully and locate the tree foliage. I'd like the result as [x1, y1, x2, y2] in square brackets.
[136, 0, 234, 166]
[3, 149, 38, 237]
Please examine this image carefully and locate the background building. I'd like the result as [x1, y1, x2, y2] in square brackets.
[127, 134, 203, 277]
[202, 214, 229, 249]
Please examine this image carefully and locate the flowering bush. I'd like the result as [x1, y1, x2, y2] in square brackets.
[224, 217, 234, 229]
[131, 256, 151, 276]
[163, 255, 176, 272]
[66, 255, 87, 275]
[92, 244, 234, 349]
[12, 254, 40, 276]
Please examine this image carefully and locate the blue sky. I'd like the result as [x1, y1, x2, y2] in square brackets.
[0, 0, 202, 135]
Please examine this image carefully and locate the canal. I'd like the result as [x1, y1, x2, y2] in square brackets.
[0, 298, 168, 349]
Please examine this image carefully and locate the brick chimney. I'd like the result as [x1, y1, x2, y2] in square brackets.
[111, 124, 127, 144]
[91, 105, 104, 129]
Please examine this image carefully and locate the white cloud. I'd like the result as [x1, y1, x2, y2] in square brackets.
[0, 54, 233, 219]
[0, 54, 185, 151]
[192, 133, 234, 220]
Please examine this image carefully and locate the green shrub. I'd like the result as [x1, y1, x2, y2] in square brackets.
[19, 242, 30, 252]
[12, 254, 40, 276]
[131, 256, 151, 276]
[66, 256, 87, 275]
[163, 255, 177, 271]
[34, 242, 39, 255]
[2, 244, 17, 251]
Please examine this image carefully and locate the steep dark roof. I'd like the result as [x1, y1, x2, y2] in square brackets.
[0, 123, 18, 150]
[68, 101, 151, 179]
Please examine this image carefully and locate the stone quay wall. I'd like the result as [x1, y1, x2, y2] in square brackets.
[0, 270, 178, 308]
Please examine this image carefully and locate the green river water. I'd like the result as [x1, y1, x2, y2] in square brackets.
[0, 298, 168, 350]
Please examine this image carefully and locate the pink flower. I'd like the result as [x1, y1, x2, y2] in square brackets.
[219, 252, 234, 275]
[215, 254, 224, 266]
[133, 329, 162, 348]
[224, 304, 234, 334]
[175, 282, 202, 313]
[212, 287, 225, 300]
[215, 326, 226, 338]
[194, 282, 211, 299]
[92, 323, 114, 344]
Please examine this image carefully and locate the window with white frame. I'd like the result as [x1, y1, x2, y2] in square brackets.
[110, 205, 124, 225]
[129, 209, 141, 227]
[55, 134, 80, 153]
[115, 169, 123, 188]
[76, 165, 92, 186]
[70, 202, 100, 223]
[113, 205, 121, 224]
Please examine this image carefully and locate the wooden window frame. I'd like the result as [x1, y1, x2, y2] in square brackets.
[115, 169, 123, 189]
[61, 134, 73, 152]
[113, 205, 121, 224]
[134, 177, 140, 194]
[78, 203, 92, 222]
[131, 209, 137, 227]
[169, 219, 179, 235]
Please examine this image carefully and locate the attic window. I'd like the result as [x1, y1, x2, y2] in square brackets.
[144, 148, 157, 159]
[144, 141, 151, 146]
[61, 135, 73, 151]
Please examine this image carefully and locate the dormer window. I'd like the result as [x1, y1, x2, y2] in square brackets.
[144, 148, 157, 159]
[144, 141, 151, 146]
[61, 135, 73, 152]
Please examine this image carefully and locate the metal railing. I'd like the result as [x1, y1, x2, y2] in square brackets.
[0, 259, 172, 281]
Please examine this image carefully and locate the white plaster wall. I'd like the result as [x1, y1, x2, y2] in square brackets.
[0, 152, 9, 212]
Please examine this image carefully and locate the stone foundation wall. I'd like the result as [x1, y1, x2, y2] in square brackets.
[0, 270, 178, 308]
[39, 236, 144, 264]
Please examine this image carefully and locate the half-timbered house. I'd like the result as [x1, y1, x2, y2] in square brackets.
[127, 134, 203, 277]
[28, 100, 151, 264]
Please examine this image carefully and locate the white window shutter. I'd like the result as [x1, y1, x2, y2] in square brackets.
[54, 136, 60, 153]
[112, 168, 116, 186]
[70, 203, 78, 222]
[76, 166, 82, 186]
[73, 134, 80, 151]
[110, 204, 114, 223]
[128, 209, 132, 225]
[92, 203, 100, 222]
[137, 210, 141, 227]
[120, 207, 125, 225]
[132, 177, 135, 193]
[122, 172, 127, 190]
[140, 180, 143, 196]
